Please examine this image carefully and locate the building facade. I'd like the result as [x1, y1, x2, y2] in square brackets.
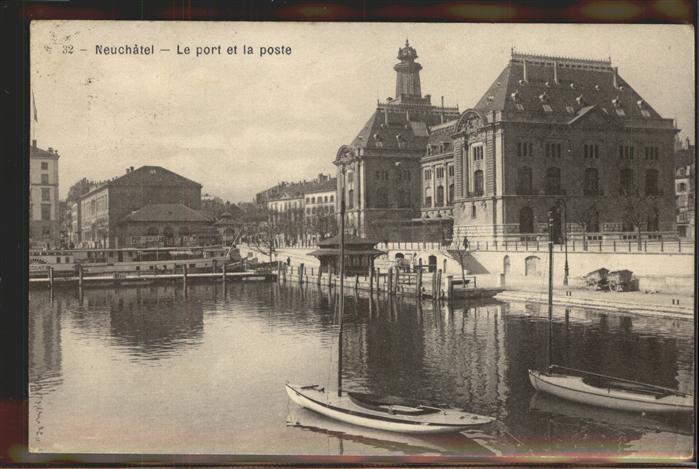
[335, 40, 460, 240]
[430, 51, 677, 243]
[76, 165, 203, 247]
[674, 139, 695, 239]
[29, 140, 60, 247]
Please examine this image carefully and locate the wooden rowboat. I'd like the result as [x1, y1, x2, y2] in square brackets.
[528, 368, 693, 414]
[286, 384, 494, 434]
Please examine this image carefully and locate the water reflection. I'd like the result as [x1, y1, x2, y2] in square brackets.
[27, 283, 694, 458]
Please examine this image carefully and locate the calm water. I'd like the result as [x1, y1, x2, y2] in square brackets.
[28, 282, 694, 460]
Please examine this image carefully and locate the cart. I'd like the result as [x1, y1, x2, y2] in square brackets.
[608, 269, 633, 292]
[583, 268, 609, 290]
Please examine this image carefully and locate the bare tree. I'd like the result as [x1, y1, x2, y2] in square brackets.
[570, 203, 599, 250]
[620, 194, 659, 250]
[249, 221, 278, 263]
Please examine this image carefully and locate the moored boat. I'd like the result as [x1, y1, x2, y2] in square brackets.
[528, 368, 693, 414]
[286, 384, 494, 434]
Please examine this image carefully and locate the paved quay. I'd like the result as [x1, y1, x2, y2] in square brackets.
[496, 287, 695, 318]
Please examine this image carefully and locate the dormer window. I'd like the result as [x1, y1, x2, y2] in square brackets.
[542, 104, 553, 113]
[565, 105, 575, 114]
[612, 96, 622, 108]
[615, 108, 626, 116]
[570, 82, 576, 89]
[539, 92, 549, 102]
[515, 103, 525, 111]
[545, 81, 551, 88]
[641, 109, 651, 118]
[576, 95, 585, 106]
[510, 90, 520, 101]
[594, 84, 601, 91]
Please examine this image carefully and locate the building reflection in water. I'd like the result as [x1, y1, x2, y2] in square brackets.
[80, 286, 205, 359]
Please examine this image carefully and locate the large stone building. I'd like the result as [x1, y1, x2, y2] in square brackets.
[445, 51, 678, 243]
[76, 165, 204, 247]
[335, 40, 460, 240]
[29, 140, 60, 247]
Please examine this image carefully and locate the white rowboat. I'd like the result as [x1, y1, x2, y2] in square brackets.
[286, 384, 494, 434]
[528, 369, 693, 414]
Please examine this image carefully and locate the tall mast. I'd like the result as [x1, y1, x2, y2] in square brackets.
[337, 163, 346, 396]
[547, 209, 554, 371]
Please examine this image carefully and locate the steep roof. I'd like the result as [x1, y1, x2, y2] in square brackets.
[111, 166, 202, 188]
[119, 203, 211, 223]
[474, 52, 665, 124]
[350, 103, 458, 152]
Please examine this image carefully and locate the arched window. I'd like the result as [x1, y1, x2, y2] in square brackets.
[348, 189, 354, 209]
[473, 170, 484, 196]
[645, 169, 659, 196]
[519, 207, 534, 233]
[620, 168, 635, 195]
[583, 168, 599, 195]
[448, 184, 454, 204]
[517, 166, 533, 194]
[525, 256, 541, 276]
[503, 255, 511, 275]
[545, 167, 561, 195]
[647, 207, 659, 231]
[424, 188, 432, 208]
[436, 185, 445, 207]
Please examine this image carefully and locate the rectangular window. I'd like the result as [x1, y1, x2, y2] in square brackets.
[472, 146, 484, 161]
[545, 142, 562, 158]
[41, 188, 50, 201]
[517, 141, 534, 157]
[41, 174, 49, 184]
[41, 204, 51, 221]
[436, 167, 444, 179]
[41, 162, 48, 170]
[424, 169, 432, 181]
[448, 165, 454, 177]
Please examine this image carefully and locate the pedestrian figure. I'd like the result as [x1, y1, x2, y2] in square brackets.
[286, 256, 291, 266]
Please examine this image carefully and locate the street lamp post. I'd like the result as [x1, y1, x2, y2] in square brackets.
[556, 198, 569, 286]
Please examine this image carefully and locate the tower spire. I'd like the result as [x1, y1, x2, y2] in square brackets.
[394, 39, 422, 99]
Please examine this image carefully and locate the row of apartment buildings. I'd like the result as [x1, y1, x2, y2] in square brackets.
[331, 41, 691, 243]
[256, 173, 338, 244]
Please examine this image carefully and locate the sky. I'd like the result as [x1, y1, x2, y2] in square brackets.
[31, 21, 694, 203]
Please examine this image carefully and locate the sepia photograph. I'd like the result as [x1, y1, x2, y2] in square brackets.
[27, 20, 694, 461]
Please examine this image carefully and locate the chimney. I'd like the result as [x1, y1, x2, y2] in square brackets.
[32, 139, 37, 148]
[613, 67, 619, 89]
[440, 96, 445, 124]
[130, 166, 134, 172]
[523, 59, 528, 83]
[553, 61, 559, 84]
[48, 147, 53, 154]
[384, 108, 388, 126]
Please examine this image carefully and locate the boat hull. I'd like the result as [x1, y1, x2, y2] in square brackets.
[286, 384, 493, 434]
[528, 370, 693, 414]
